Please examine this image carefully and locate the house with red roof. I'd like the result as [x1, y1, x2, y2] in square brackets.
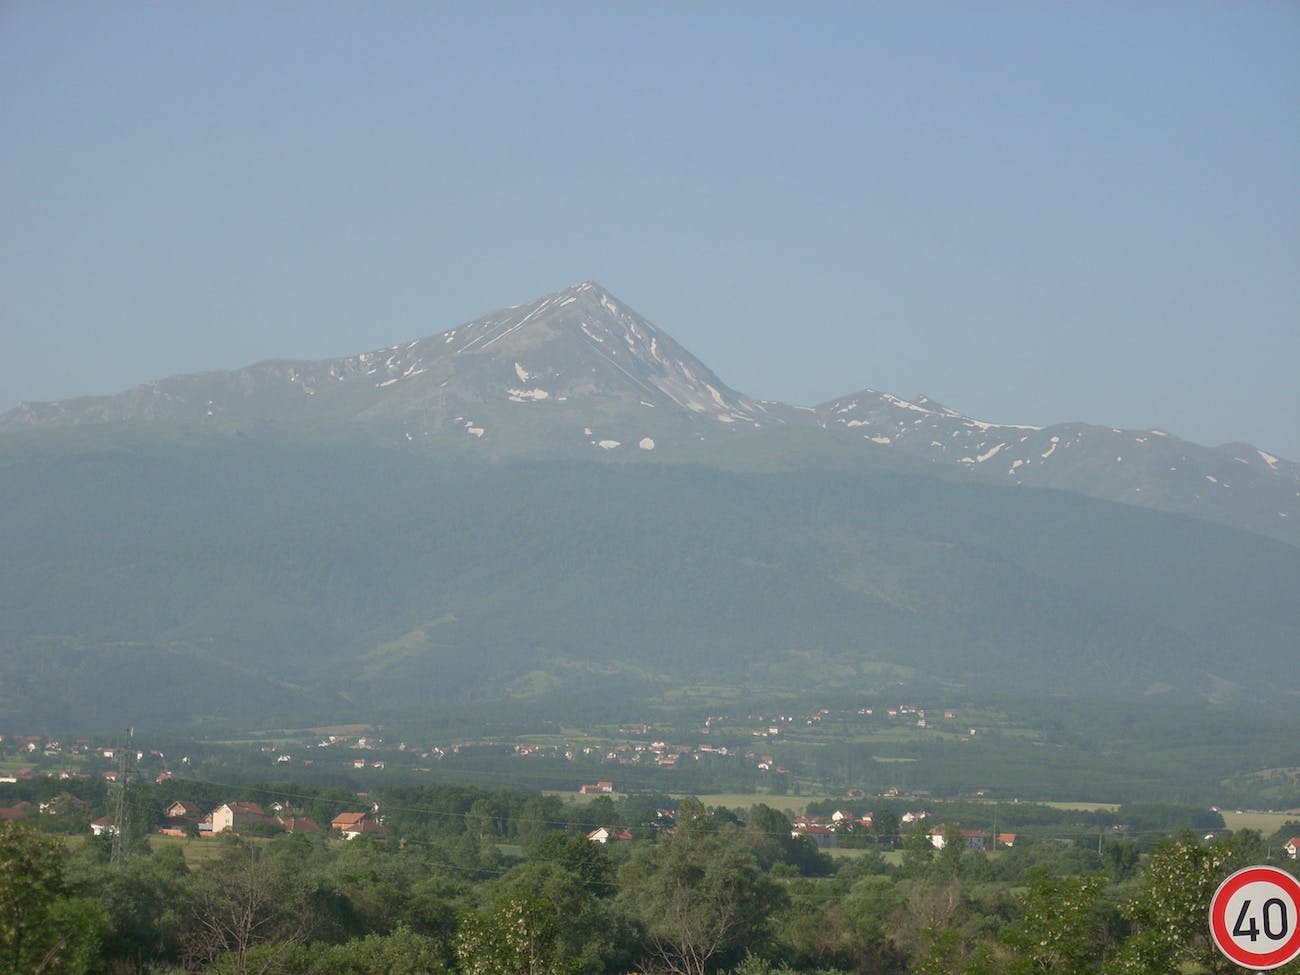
[276, 815, 321, 834]
[331, 811, 385, 840]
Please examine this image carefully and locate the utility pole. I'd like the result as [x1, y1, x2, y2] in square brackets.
[111, 728, 133, 865]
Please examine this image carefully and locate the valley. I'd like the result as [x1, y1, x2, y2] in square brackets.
[3, 283, 1297, 817]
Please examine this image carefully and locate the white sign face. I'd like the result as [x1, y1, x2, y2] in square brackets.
[1209, 865, 1300, 971]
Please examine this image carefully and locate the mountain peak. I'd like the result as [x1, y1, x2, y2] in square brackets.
[1, 284, 1295, 545]
[422, 280, 769, 428]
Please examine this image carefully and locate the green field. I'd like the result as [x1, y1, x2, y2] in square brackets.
[690, 793, 837, 816]
[64, 833, 271, 863]
[1043, 801, 1122, 813]
[1221, 809, 1300, 837]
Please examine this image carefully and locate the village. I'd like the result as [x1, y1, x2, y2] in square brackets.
[235, 701, 982, 780]
[0, 702, 1013, 811]
[6, 710, 1296, 861]
[0, 702, 1011, 852]
[0, 701, 986, 791]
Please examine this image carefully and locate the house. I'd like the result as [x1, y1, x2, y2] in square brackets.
[211, 802, 265, 833]
[997, 833, 1017, 848]
[276, 815, 321, 834]
[89, 816, 118, 837]
[794, 823, 838, 849]
[157, 801, 203, 836]
[1284, 837, 1300, 861]
[39, 795, 88, 817]
[586, 826, 633, 844]
[332, 811, 385, 840]
[928, 828, 988, 851]
[0, 802, 33, 822]
[578, 781, 615, 795]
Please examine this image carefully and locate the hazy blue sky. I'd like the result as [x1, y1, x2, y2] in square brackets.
[3, 2, 1297, 457]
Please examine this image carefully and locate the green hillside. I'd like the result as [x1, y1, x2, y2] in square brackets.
[3, 427, 1297, 732]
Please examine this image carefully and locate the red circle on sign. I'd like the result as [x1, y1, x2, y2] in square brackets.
[1209, 865, 1300, 970]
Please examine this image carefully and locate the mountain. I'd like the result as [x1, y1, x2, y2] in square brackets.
[5, 281, 1295, 545]
[2, 283, 1298, 734]
[0, 282, 789, 453]
[815, 390, 1299, 547]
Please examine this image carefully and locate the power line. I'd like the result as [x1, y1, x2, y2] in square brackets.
[110, 728, 133, 865]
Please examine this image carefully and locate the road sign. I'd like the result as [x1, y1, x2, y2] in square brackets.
[1209, 865, 1300, 971]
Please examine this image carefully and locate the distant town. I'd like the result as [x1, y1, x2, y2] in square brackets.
[0, 700, 985, 792]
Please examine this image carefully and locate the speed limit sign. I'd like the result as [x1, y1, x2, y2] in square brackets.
[1209, 865, 1300, 970]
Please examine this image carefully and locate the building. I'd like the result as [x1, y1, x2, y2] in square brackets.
[211, 802, 265, 833]
[928, 827, 988, 851]
[276, 815, 321, 834]
[89, 816, 118, 837]
[332, 811, 385, 840]
[586, 826, 633, 844]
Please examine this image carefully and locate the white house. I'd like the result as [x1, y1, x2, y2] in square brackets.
[211, 802, 265, 833]
[586, 826, 633, 844]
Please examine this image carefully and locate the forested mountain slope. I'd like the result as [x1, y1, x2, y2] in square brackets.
[2, 432, 1296, 731]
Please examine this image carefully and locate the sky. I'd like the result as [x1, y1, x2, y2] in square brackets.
[2, 1, 1297, 458]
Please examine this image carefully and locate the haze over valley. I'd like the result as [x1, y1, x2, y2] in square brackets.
[3, 283, 1297, 813]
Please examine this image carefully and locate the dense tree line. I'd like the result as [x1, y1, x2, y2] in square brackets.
[3, 783, 1299, 975]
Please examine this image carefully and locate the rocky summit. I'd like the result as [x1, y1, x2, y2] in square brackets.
[3, 282, 1296, 544]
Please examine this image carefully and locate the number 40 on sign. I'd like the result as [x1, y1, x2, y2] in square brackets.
[1209, 865, 1300, 971]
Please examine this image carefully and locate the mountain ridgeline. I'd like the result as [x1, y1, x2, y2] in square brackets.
[1, 282, 1297, 731]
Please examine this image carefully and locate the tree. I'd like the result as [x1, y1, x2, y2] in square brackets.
[1101, 838, 1140, 880]
[454, 892, 578, 975]
[774, 891, 908, 974]
[900, 820, 934, 879]
[1000, 871, 1112, 974]
[1113, 830, 1238, 975]
[935, 825, 964, 880]
[179, 840, 317, 975]
[465, 797, 506, 845]
[0, 821, 105, 975]
[744, 804, 796, 871]
[871, 807, 900, 848]
[571, 795, 619, 835]
[298, 925, 452, 975]
[516, 794, 565, 850]
[527, 832, 615, 896]
[487, 859, 632, 974]
[70, 845, 189, 970]
[620, 827, 786, 975]
[673, 797, 713, 833]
